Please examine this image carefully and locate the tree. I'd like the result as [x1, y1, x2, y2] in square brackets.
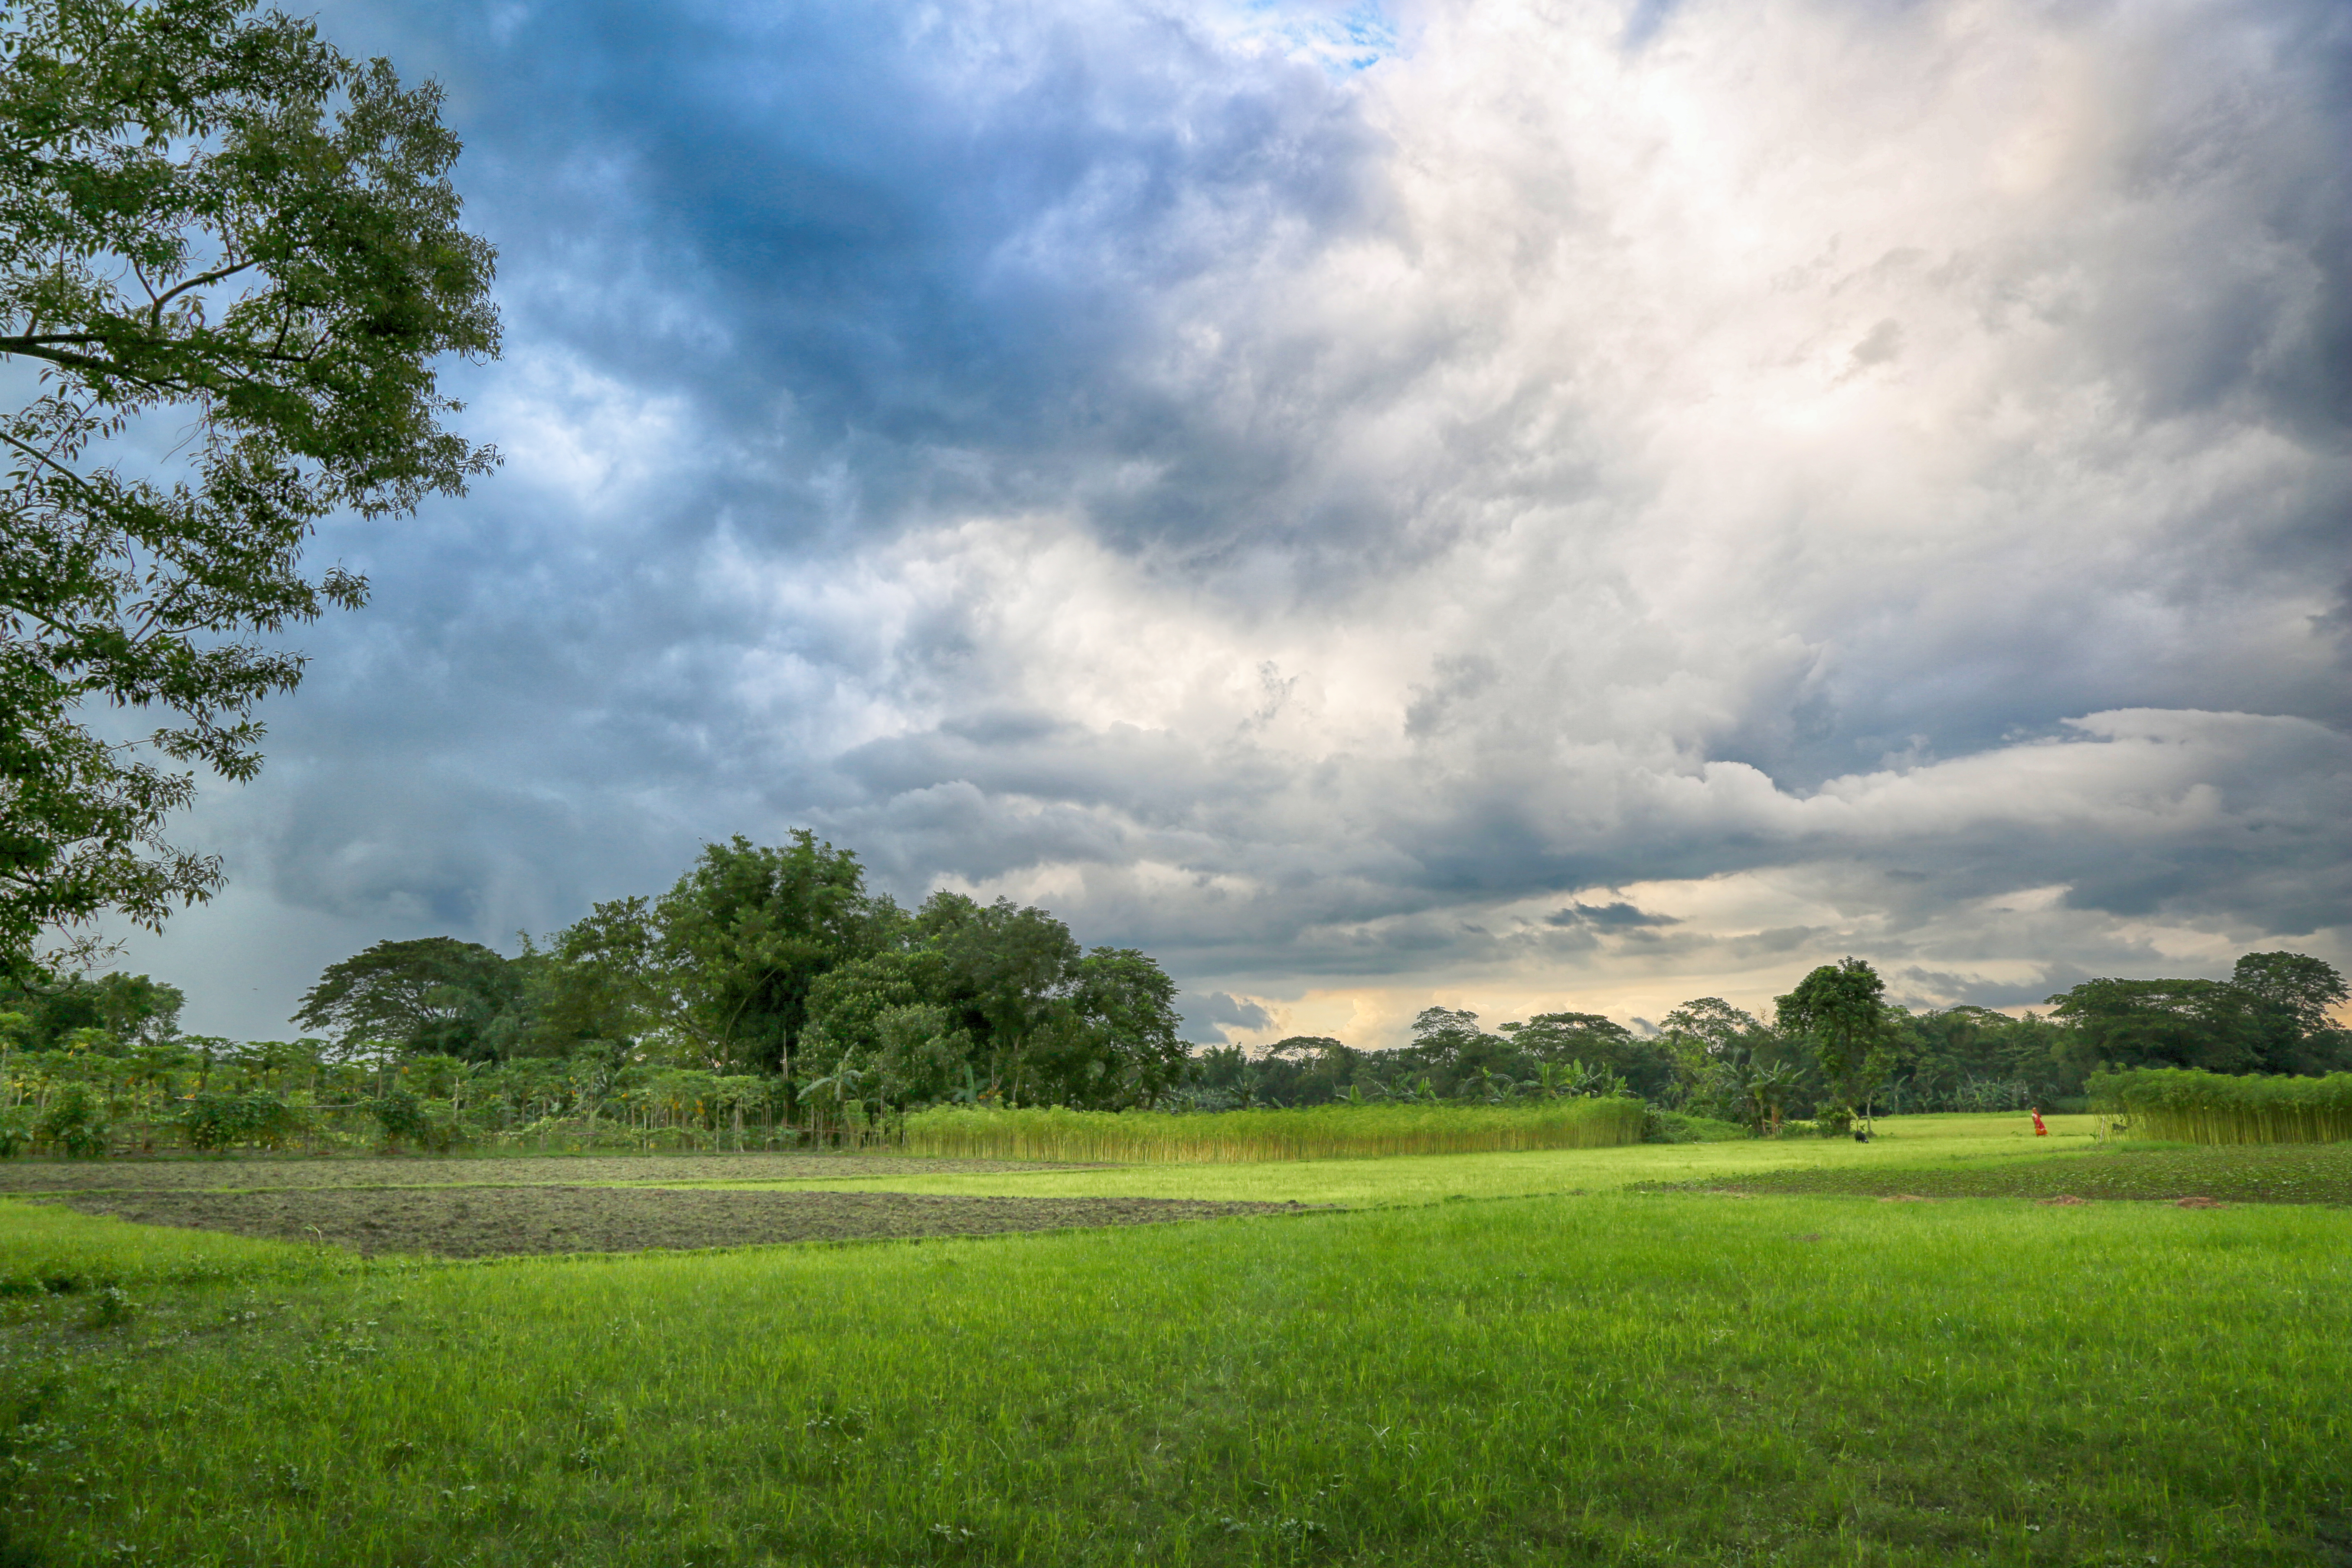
[0, 962, 180, 1049]
[1776, 958, 1895, 1124]
[655, 833, 902, 1078]
[0, 0, 500, 973]
[2231, 951, 2350, 1073]
[2044, 978, 2265, 1074]
[1051, 945, 1188, 1109]
[1500, 1012, 1675, 1099]
[292, 936, 518, 1060]
[1657, 997, 1778, 1114]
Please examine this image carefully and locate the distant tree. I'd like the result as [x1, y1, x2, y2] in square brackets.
[0, 0, 499, 973]
[1776, 958, 1896, 1122]
[1656, 997, 1786, 1115]
[2045, 978, 2266, 1074]
[2231, 952, 2350, 1073]
[1052, 944, 1188, 1109]
[1500, 1011, 1675, 1100]
[0, 965, 182, 1050]
[292, 936, 518, 1059]
[1262, 1035, 1347, 1059]
[800, 892, 1186, 1111]
[653, 833, 903, 1079]
[2231, 952, 2347, 1032]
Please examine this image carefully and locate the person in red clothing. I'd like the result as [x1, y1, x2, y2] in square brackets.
[2030, 1107, 2048, 1136]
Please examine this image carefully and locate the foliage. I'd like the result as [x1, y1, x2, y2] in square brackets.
[31, 1078, 103, 1155]
[1775, 957, 1896, 1119]
[290, 937, 523, 1060]
[1182, 1009, 1668, 1111]
[897, 1098, 1645, 1163]
[0, 966, 181, 1049]
[2047, 956, 2349, 1077]
[2088, 1067, 2352, 1145]
[0, 0, 499, 970]
[178, 1087, 299, 1151]
[652, 832, 902, 1076]
[1638, 1108, 1751, 1143]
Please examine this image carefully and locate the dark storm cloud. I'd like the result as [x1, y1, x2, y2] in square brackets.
[111, 0, 2352, 1041]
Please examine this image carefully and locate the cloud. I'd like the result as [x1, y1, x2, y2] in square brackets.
[105, 0, 2352, 1046]
[1548, 902, 1681, 930]
[1186, 990, 1278, 1042]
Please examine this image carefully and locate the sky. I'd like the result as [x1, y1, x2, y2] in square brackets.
[105, 0, 2352, 1047]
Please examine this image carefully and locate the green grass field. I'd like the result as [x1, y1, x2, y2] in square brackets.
[2, 1113, 2345, 1566]
[673, 1112, 2107, 1205]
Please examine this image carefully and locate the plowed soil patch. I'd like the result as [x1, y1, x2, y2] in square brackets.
[44, 1186, 1308, 1257]
[0, 1153, 1099, 1193]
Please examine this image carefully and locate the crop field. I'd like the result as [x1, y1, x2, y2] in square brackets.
[0, 1113, 2345, 1567]
[34, 1186, 1305, 1258]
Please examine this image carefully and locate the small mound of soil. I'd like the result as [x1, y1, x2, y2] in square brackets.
[2173, 1195, 2229, 1209]
[2036, 1195, 2089, 1206]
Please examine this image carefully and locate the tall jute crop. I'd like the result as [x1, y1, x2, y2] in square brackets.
[898, 1098, 1646, 1163]
[2090, 1068, 2352, 1145]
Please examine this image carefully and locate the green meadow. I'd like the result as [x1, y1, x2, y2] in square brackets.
[683, 1111, 2106, 1205]
[2, 1114, 2346, 1566]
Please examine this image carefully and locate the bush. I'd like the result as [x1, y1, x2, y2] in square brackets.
[1641, 1109, 1752, 1144]
[35, 1084, 108, 1158]
[180, 1090, 305, 1152]
[2088, 1067, 2352, 1145]
[369, 1089, 454, 1153]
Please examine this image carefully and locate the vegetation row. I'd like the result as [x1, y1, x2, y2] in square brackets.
[2091, 1067, 2352, 1145]
[3, 830, 2345, 1159]
[895, 1099, 1648, 1163]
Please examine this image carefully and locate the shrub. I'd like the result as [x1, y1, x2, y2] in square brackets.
[2088, 1067, 2352, 1145]
[180, 1090, 305, 1152]
[35, 1084, 109, 1158]
[1641, 1109, 1752, 1144]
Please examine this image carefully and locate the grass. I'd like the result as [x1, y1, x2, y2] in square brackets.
[3, 1192, 2348, 1565]
[673, 1112, 2107, 1206]
[0, 1199, 362, 1296]
[2, 1111, 2344, 1566]
[898, 1098, 1646, 1162]
[1650, 1140, 2352, 1205]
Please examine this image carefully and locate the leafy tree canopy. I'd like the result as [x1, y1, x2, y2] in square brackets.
[0, 962, 180, 1049]
[291, 936, 518, 1060]
[1775, 957, 1895, 1116]
[2047, 956, 2350, 1076]
[2230, 951, 2348, 1040]
[0, 0, 499, 973]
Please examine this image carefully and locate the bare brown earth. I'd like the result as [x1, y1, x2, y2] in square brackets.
[0, 1152, 1099, 1192]
[42, 1185, 1310, 1258]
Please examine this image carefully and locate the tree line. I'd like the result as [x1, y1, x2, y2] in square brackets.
[281, 832, 1189, 1123]
[1186, 951, 2349, 1131]
[2, 824, 2343, 1154]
